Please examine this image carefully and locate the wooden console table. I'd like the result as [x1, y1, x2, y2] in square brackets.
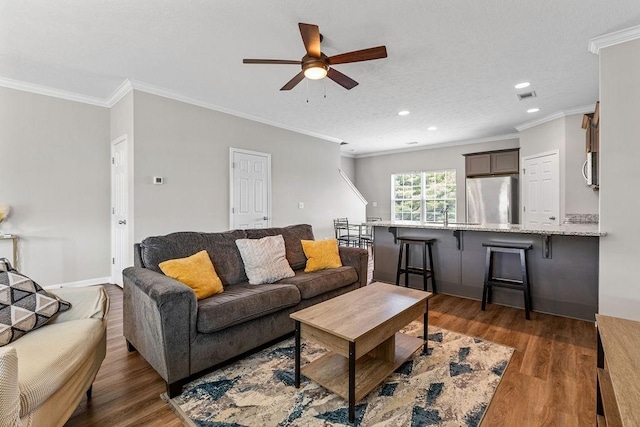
[0, 234, 18, 268]
[595, 314, 640, 426]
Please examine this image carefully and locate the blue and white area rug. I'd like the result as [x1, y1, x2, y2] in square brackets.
[164, 323, 513, 426]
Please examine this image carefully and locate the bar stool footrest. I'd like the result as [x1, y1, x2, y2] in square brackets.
[400, 267, 434, 276]
[486, 279, 524, 290]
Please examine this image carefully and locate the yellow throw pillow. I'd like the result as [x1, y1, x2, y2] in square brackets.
[159, 250, 223, 300]
[301, 239, 342, 272]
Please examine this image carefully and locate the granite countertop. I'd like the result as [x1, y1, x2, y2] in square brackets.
[368, 221, 605, 236]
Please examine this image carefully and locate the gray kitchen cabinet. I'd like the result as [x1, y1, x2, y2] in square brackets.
[491, 150, 519, 174]
[465, 149, 519, 176]
[465, 153, 491, 176]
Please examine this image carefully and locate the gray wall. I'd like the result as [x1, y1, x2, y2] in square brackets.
[340, 155, 357, 182]
[599, 38, 640, 321]
[132, 90, 365, 241]
[110, 91, 134, 142]
[354, 139, 520, 221]
[0, 87, 110, 285]
[519, 113, 599, 221]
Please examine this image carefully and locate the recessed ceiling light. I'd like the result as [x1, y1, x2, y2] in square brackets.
[515, 82, 531, 89]
[427, 126, 437, 131]
[527, 108, 540, 113]
[398, 110, 410, 116]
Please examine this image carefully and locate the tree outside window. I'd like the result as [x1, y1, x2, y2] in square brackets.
[392, 170, 456, 222]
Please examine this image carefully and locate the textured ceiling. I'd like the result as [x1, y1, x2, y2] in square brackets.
[1, 1, 639, 155]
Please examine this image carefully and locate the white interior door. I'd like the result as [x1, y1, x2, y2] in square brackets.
[522, 151, 560, 226]
[230, 148, 271, 229]
[111, 136, 130, 287]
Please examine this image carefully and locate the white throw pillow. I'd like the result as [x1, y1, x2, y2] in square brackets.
[235, 235, 295, 284]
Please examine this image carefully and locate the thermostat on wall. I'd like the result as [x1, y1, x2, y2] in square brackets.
[153, 176, 164, 185]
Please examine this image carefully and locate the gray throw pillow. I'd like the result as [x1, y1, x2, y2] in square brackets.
[235, 235, 295, 284]
[0, 268, 71, 346]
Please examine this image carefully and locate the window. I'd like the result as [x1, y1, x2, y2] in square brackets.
[392, 170, 456, 222]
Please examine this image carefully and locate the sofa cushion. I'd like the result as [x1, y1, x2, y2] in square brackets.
[10, 318, 104, 416]
[245, 224, 314, 270]
[301, 239, 342, 272]
[140, 230, 249, 285]
[277, 266, 358, 300]
[235, 235, 295, 284]
[196, 283, 300, 333]
[0, 269, 71, 346]
[159, 250, 224, 300]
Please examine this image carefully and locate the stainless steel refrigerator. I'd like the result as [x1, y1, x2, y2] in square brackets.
[466, 176, 519, 224]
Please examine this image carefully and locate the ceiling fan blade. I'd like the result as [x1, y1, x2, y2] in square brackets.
[243, 59, 302, 65]
[327, 46, 388, 65]
[280, 71, 306, 91]
[298, 23, 321, 58]
[327, 68, 359, 90]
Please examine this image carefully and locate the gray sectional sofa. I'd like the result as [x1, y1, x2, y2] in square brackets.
[122, 224, 368, 397]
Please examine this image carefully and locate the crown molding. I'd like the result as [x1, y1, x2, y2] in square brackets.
[0, 76, 108, 107]
[351, 133, 520, 159]
[105, 79, 133, 107]
[515, 104, 595, 131]
[589, 24, 640, 54]
[0, 75, 342, 144]
[128, 80, 343, 144]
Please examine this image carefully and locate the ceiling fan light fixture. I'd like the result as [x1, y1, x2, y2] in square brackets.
[303, 61, 329, 80]
[304, 66, 328, 80]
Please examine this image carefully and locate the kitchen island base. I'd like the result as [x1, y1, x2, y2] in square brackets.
[373, 225, 599, 321]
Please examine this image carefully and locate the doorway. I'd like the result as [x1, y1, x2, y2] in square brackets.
[522, 150, 560, 226]
[111, 135, 131, 287]
[229, 148, 272, 229]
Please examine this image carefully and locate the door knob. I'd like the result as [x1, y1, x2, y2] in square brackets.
[118, 220, 127, 225]
[263, 217, 269, 221]
[549, 216, 556, 220]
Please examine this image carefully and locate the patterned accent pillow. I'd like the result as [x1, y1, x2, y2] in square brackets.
[0, 267, 72, 346]
[235, 235, 295, 285]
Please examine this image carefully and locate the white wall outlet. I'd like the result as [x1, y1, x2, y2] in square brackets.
[298, 202, 304, 209]
[372, 201, 378, 207]
[153, 176, 164, 185]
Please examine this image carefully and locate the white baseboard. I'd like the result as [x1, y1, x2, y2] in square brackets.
[43, 276, 112, 289]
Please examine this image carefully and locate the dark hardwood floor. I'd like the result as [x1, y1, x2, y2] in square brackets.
[67, 282, 596, 426]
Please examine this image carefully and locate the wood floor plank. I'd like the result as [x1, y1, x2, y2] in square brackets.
[66, 284, 596, 426]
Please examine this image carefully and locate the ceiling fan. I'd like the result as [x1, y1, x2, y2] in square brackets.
[243, 22, 387, 91]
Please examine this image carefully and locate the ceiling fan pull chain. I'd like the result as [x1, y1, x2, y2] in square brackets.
[324, 78, 327, 99]
[306, 79, 309, 103]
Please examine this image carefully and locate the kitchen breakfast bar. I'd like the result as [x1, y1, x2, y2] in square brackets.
[371, 221, 605, 321]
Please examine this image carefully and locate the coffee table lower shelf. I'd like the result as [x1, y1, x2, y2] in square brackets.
[301, 332, 423, 401]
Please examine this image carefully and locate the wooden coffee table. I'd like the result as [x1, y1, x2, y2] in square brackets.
[290, 282, 433, 423]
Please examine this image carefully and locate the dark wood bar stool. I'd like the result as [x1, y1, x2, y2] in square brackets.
[481, 241, 533, 320]
[395, 237, 437, 293]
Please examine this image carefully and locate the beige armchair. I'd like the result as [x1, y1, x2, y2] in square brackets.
[0, 286, 109, 427]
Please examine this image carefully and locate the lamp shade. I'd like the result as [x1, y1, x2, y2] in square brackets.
[304, 66, 328, 80]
